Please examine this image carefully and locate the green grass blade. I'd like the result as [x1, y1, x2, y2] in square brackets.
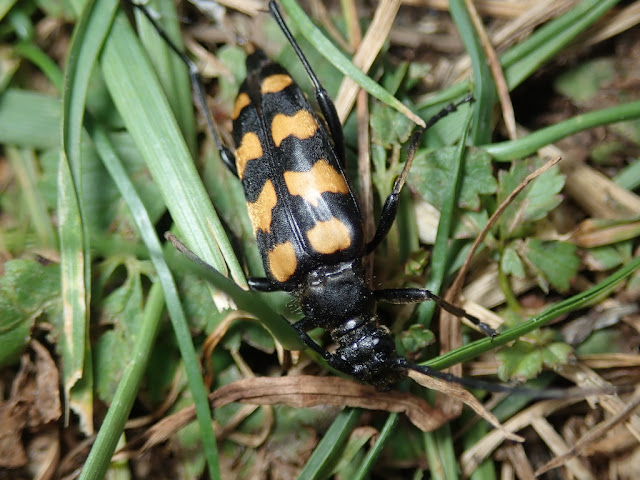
[59, 0, 110, 425]
[79, 282, 165, 480]
[296, 408, 362, 480]
[14, 41, 64, 90]
[484, 100, 640, 161]
[351, 413, 399, 480]
[0, 89, 60, 148]
[56, 151, 91, 416]
[465, 421, 497, 480]
[424, 425, 459, 480]
[449, 0, 495, 144]
[614, 157, 640, 191]
[6, 147, 56, 247]
[0, 0, 19, 21]
[133, 0, 196, 156]
[502, 0, 621, 89]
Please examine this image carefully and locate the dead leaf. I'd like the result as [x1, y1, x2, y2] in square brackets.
[0, 399, 29, 468]
[409, 370, 524, 442]
[0, 356, 31, 468]
[132, 375, 455, 452]
[28, 341, 61, 426]
[0, 341, 61, 469]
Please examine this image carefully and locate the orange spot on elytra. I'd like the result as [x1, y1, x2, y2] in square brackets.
[246, 179, 277, 234]
[284, 159, 349, 207]
[232, 92, 251, 120]
[306, 218, 351, 254]
[261, 74, 293, 95]
[271, 111, 318, 147]
[268, 241, 298, 282]
[235, 132, 263, 179]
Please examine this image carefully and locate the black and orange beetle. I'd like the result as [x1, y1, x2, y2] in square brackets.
[133, 1, 501, 391]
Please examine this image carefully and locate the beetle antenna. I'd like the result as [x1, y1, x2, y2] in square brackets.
[129, 0, 238, 173]
[400, 358, 626, 398]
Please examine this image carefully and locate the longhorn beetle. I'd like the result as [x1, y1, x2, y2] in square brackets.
[131, 1, 569, 394]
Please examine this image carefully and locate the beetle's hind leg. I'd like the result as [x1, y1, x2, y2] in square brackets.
[373, 288, 497, 338]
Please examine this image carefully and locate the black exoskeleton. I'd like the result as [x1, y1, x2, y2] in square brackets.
[294, 261, 407, 390]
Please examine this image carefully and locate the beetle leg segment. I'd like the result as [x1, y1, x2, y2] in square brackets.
[248, 277, 284, 292]
[374, 288, 498, 338]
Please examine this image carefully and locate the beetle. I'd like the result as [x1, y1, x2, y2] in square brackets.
[132, 1, 503, 392]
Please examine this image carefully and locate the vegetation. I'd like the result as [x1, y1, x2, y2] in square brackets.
[1, 0, 639, 478]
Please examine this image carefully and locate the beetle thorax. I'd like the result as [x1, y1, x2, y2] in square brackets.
[297, 261, 373, 329]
